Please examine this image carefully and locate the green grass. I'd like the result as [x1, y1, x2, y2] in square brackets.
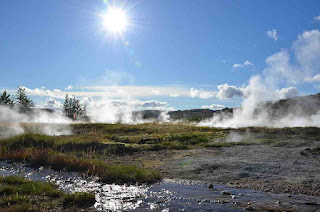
[63, 192, 95, 208]
[0, 176, 62, 197]
[0, 176, 95, 211]
[3, 123, 320, 211]
[2, 124, 320, 184]
[72, 123, 220, 136]
[0, 148, 161, 184]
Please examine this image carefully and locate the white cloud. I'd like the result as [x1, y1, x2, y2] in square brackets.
[190, 88, 217, 99]
[41, 98, 63, 110]
[233, 64, 244, 69]
[216, 84, 243, 99]
[81, 86, 191, 98]
[139, 100, 168, 110]
[263, 49, 301, 85]
[65, 85, 73, 90]
[151, 89, 160, 95]
[314, 16, 320, 22]
[233, 60, 254, 69]
[275, 87, 299, 99]
[293, 30, 320, 76]
[243, 60, 253, 66]
[81, 98, 169, 111]
[170, 93, 179, 97]
[305, 74, 320, 83]
[22, 87, 65, 99]
[262, 30, 320, 86]
[201, 104, 226, 110]
[8, 86, 191, 99]
[266, 29, 278, 41]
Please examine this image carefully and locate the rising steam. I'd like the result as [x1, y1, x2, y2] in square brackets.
[82, 98, 171, 124]
[0, 106, 72, 138]
[200, 30, 320, 128]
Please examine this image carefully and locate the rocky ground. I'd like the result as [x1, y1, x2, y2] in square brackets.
[167, 144, 320, 196]
[111, 139, 320, 198]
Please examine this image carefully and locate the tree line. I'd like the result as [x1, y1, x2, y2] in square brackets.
[0, 87, 86, 120]
[0, 87, 34, 109]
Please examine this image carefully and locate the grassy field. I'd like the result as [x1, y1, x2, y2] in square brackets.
[2, 123, 320, 170]
[2, 123, 320, 210]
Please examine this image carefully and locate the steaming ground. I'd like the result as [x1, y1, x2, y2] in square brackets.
[0, 104, 170, 138]
[197, 30, 320, 128]
[0, 106, 72, 138]
[198, 93, 320, 128]
[199, 106, 320, 128]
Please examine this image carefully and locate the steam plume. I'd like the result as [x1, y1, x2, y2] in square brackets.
[200, 30, 320, 128]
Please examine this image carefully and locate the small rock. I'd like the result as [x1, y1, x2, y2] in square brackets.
[277, 201, 281, 205]
[239, 193, 244, 196]
[231, 195, 236, 199]
[221, 190, 232, 195]
[245, 206, 254, 211]
[304, 202, 318, 206]
[287, 194, 292, 198]
[208, 184, 214, 189]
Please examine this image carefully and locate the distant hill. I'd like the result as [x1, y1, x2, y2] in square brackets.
[133, 108, 234, 122]
[257, 93, 320, 120]
[134, 93, 320, 122]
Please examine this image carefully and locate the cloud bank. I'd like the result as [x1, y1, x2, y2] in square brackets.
[190, 88, 217, 99]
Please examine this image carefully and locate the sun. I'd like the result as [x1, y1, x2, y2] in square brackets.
[101, 7, 128, 33]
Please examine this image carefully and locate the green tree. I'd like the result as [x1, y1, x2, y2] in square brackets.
[16, 86, 34, 109]
[70, 96, 84, 119]
[0, 90, 14, 106]
[63, 94, 84, 120]
[63, 94, 71, 117]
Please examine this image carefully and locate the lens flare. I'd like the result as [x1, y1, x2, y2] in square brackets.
[101, 7, 128, 33]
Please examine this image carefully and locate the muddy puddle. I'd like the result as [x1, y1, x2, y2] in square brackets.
[0, 161, 320, 211]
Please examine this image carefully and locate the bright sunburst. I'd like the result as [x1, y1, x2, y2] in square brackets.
[101, 7, 128, 33]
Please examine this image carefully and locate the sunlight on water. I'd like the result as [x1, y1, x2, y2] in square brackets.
[1, 161, 320, 211]
[0, 161, 157, 211]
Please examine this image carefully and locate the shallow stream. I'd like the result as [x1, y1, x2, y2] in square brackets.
[0, 161, 320, 211]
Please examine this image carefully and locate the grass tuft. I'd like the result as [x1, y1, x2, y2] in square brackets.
[0, 176, 95, 210]
[62, 192, 96, 208]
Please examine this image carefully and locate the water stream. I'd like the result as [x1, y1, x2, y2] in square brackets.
[0, 161, 320, 211]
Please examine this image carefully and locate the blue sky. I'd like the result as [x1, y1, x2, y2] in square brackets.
[1, 0, 320, 110]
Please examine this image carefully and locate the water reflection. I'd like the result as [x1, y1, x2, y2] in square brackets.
[0, 161, 149, 211]
[1, 161, 320, 212]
